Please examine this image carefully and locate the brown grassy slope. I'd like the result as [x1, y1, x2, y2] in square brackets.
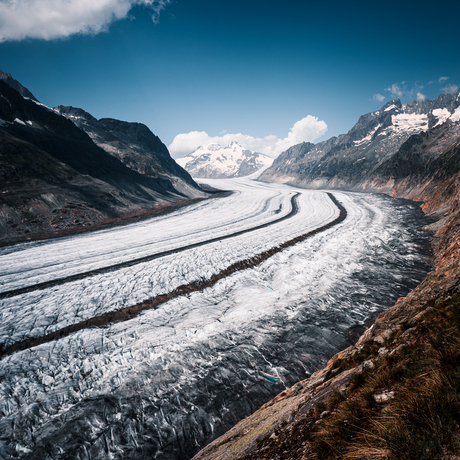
[192, 129, 460, 460]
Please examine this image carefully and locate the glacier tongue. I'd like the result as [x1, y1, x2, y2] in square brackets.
[0, 179, 432, 460]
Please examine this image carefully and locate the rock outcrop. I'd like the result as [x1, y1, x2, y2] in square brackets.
[54, 106, 195, 185]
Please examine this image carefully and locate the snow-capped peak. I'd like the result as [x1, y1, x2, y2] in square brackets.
[206, 143, 222, 151]
[176, 142, 273, 179]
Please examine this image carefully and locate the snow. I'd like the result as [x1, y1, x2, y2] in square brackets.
[0, 179, 339, 343]
[24, 98, 54, 112]
[0, 178, 432, 459]
[450, 106, 460, 122]
[0, 118, 8, 126]
[353, 125, 380, 145]
[384, 104, 398, 112]
[432, 108, 451, 127]
[177, 142, 273, 178]
[206, 143, 222, 151]
[13, 118, 26, 125]
[391, 113, 429, 133]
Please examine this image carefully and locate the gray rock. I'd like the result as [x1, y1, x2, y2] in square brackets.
[260, 92, 460, 191]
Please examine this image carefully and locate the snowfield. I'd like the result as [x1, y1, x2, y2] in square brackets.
[0, 178, 432, 460]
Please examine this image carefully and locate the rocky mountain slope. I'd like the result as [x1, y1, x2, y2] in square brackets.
[260, 93, 460, 190]
[54, 105, 194, 184]
[193, 104, 460, 459]
[0, 76, 208, 246]
[0, 69, 38, 101]
[177, 141, 273, 178]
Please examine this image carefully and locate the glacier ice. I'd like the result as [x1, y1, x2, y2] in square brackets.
[0, 178, 432, 459]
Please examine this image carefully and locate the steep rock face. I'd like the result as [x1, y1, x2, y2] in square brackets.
[260, 93, 460, 189]
[362, 122, 460, 195]
[0, 79, 207, 245]
[176, 142, 273, 178]
[55, 106, 195, 184]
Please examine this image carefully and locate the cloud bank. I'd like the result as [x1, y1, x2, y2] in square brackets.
[372, 93, 385, 102]
[376, 77, 458, 104]
[386, 83, 405, 98]
[442, 84, 459, 94]
[0, 0, 170, 42]
[417, 92, 427, 101]
[169, 115, 328, 159]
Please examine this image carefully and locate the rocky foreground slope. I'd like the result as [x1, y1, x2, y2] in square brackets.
[0, 72, 208, 246]
[194, 105, 460, 459]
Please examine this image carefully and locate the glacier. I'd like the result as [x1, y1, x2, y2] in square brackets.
[0, 178, 432, 459]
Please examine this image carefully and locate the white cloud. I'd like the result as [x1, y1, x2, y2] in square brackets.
[373, 93, 385, 102]
[169, 115, 328, 159]
[438, 76, 449, 83]
[385, 83, 405, 98]
[417, 92, 427, 101]
[0, 0, 170, 42]
[383, 81, 426, 101]
[441, 84, 459, 94]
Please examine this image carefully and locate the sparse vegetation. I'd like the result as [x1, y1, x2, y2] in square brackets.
[240, 290, 460, 460]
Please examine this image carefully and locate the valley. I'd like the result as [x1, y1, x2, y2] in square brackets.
[0, 178, 431, 459]
[1, 70, 459, 460]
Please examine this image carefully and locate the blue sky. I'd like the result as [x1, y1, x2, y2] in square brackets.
[1, 0, 459, 157]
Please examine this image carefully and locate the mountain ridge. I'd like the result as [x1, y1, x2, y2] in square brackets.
[177, 141, 273, 178]
[54, 105, 196, 185]
[260, 92, 460, 190]
[0, 69, 38, 101]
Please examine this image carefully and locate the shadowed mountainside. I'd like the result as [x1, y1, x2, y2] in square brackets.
[0, 69, 38, 101]
[54, 105, 196, 184]
[0, 77, 208, 246]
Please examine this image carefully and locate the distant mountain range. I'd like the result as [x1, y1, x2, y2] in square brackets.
[260, 93, 460, 191]
[0, 70, 207, 246]
[176, 141, 273, 178]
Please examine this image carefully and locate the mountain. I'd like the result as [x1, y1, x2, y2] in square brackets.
[260, 93, 460, 190]
[54, 106, 195, 187]
[0, 76, 207, 246]
[176, 141, 273, 178]
[0, 69, 38, 101]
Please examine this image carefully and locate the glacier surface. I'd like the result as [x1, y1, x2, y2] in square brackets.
[0, 178, 432, 459]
